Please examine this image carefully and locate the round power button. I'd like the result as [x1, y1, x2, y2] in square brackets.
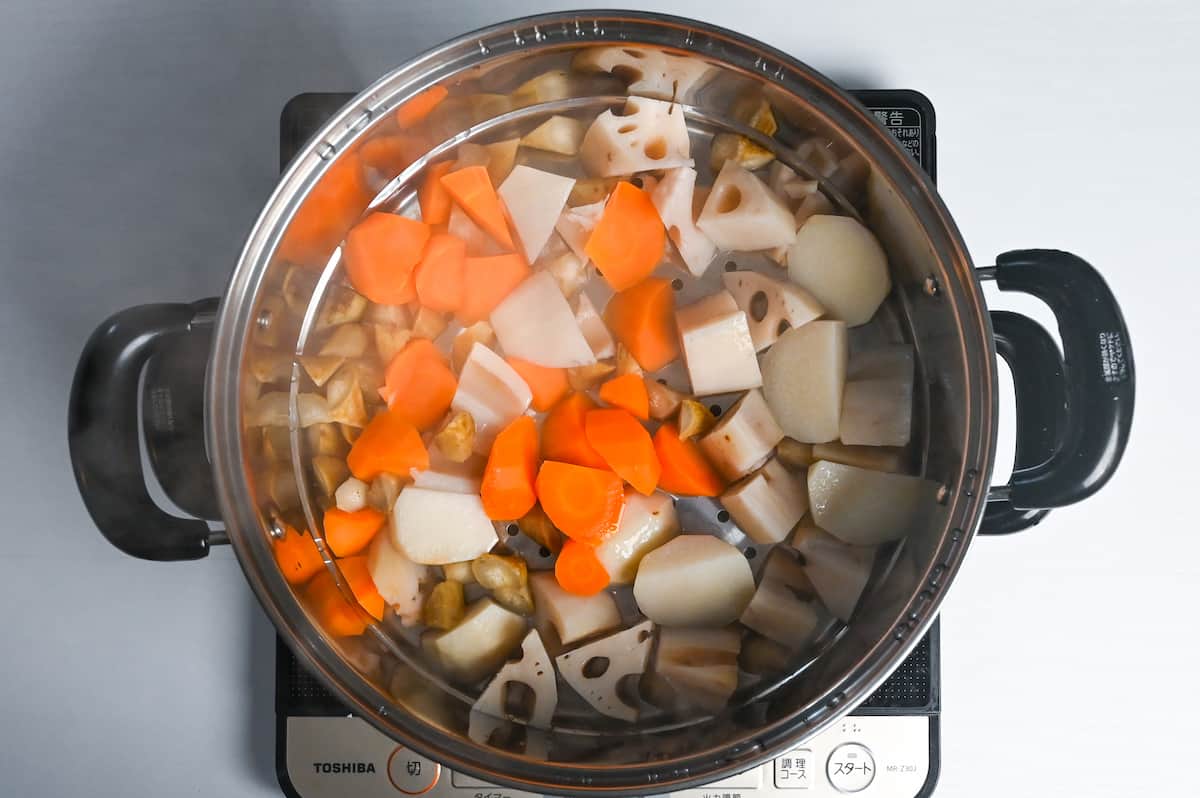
[826, 742, 875, 793]
[386, 746, 441, 794]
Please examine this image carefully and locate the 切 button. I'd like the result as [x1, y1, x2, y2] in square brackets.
[826, 743, 875, 793]
[387, 746, 441, 794]
[774, 748, 813, 789]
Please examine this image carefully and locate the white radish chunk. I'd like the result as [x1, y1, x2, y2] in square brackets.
[720, 458, 808, 544]
[840, 377, 913, 447]
[675, 291, 762, 396]
[497, 165, 576, 262]
[740, 577, 821, 646]
[556, 621, 654, 721]
[432, 598, 527, 683]
[473, 629, 558, 728]
[490, 272, 597, 368]
[410, 452, 486, 494]
[792, 523, 876, 622]
[650, 167, 717, 277]
[521, 115, 586, 155]
[390, 487, 498, 565]
[721, 270, 824, 351]
[634, 535, 755, 627]
[698, 389, 784, 480]
[807, 461, 933, 545]
[574, 292, 615, 359]
[335, 477, 368, 512]
[787, 215, 891, 327]
[366, 532, 428, 625]
[579, 97, 693, 177]
[452, 343, 533, 450]
[696, 162, 796, 251]
[530, 572, 621, 645]
[573, 46, 714, 101]
[593, 491, 680, 584]
[554, 201, 604, 261]
[761, 321, 848, 443]
[654, 626, 741, 714]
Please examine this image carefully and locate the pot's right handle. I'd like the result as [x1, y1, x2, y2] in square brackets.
[978, 249, 1135, 534]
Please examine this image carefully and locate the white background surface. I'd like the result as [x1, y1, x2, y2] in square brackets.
[1, 1, 1197, 796]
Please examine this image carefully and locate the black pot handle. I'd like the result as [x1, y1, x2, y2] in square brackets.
[68, 302, 223, 560]
[978, 250, 1135, 535]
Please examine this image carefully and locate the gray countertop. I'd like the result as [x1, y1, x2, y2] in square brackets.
[1, 2, 1197, 796]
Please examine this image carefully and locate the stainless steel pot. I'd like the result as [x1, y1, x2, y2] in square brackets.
[67, 11, 1134, 795]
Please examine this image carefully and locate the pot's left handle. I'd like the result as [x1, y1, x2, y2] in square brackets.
[68, 302, 224, 561]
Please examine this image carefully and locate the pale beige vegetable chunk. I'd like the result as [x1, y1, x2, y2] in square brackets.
[451, 344, 533, 451]
[776, 438, 815, 470]
[675, 291, 762, 396]
[249, 349, 293, 383]
[319, 324, 369, 358]
[412, 307, 449, 341]
[709, 132, 774, 172]
[653, 626, 741, 714]
[366, 472, 404, 513]
[650, 167, 717, 277]
[761, 321, 848, 443]
[367, 532, 428, 626]
[325, 368, 367, 428]
[498, 165, 576, 263]
[490, 272, 596, 368]
[792, 522, 876, 622]
[390, 487, 498, 565]
[442, 561, 476, 585]
[521, 115, 587, 156]
[812, 442, 907, 473]
[567, 361, 615, 392]
[493, 585, 535, 616]
[696, 161, 796, 251]
[530, 571, 621, 645]
[579, 97, 693, 177]
[424, 581, 466, 630]
[248, 392, 332, 427]
[473, 630, 558, 728]
[335, 477, 368, 513]
[807, 461, 933, 545]
[517, 505, 564, 554]
[451, 322, 495, 374]
[720, 458, 808, 544]
[794, 191, 835, 228]
[721, 270, 824, 352]
[449, 204, 507, 257]
[739, 575, 821, 645]
[316, 287, 368, 330]
[410, 451, 485, 494]
[471, 553, 528, 592]
[615, 343, 644, 377]
[431, 598, 527, 683]
[634, 536, 755, 627]
[567, 177, 619, 207]
[373, 325, 412, 364]
[307, 422, 349, 457]
[555, 621, 655, 721]
[593, 491, 680, 585]
[511, 69, 571, 105]
[678, 399, 717, 440]
[787, 215, 891, 327]
[574, 292, 616, 360]
[698, 389, 784, 481]
[645, 379, 685, 420]
[554, 200, 603, 262]
[433, 410, 476, 463]
[299, 355, 343, 388]
[312, 455, 349, 496]
[572, 46, 713, 101]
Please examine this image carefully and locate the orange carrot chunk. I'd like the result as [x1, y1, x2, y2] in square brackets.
[440, 165, 515, 250]
[280, 155, 370, 268]
[507, 357, 569, 412]
[379, 338, 458, 430]
[555, 539, 612, 596]
[274, 525, 325, 585]
[343, 213, 431, 305]
[305, 570, 369, 636]
[415, 232, 467, 313]
[598, 373, 650, 420]
[585, 181, 666, 291]
[418, 161, 455, 225]
[456, 253, 530, 325]
[535, 461, 624, 545]
[346, 408, 430, 481]
[481, 416, 540, 521]
[359, 135, 427, 184]
[584, 408, 661, 496]
[541, 392, 609, 470]
[395, 85, 449, 128]
[653, 423, 728, 497]
[603, 277, 679, 371]
[338, 554, 386, 621]
[323, 507, 387, 558]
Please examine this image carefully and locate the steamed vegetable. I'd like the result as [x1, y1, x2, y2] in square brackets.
[761, 321, 848, 443]
[473, 630, 558, 728]
[584, 408, 661, 496]
[531, 571, 621, 643]
[366, 532, 428, 625]
[574, 293, 615, 360]
[424, 580, 466, 630]
[431, 598, 527, 683]
[273, 525, 324, 586]
[807, 461, 932, 545]
[573, 46, 713, 101]
[324, 507, 386, 557]
[451, 343, 533, 450]
[457, 253, 531, 325]
[343, 213, 431, 305]
[654, 424, 728, 497]
[812, 441, 907, 473]
[633, 535, 755, 627]
[554, 539, 612, 596]
[650, 167, 717, 277]
[535, 461, 624, 545]
[598, 373, 650, 420]
[490, 272, 596, 368]
[593, 491, 680, 584]
[721, 270, 824, 351]
[580, 97, 692, 177]
[480, 416, 539, 521]
[497, 165, 576, 262]
[696, 162, 795, 252]
[346, 408, 429, 481]
[418, 161, 455, 225]
[410, 450, 485, 494]
[439, 165, 514, 251]
[541, 392, 608, 469]
[653, 626, 740, 714]
[645, 379, 685, 420]
[720, 458, 808, 544]
[521, 115, 586, 155]
[380, 339, 458, 430]
[555, 621, 655, 721]
[517, 505, 564, 554]
[792, 522, 875, 622]
[334, 477, 368, 513]
[787, 215, 891, 326]
[840, 345, 914, 447]
[585, 182, 666, 292]
[414, 232, 467, 313]
[554, 201, 603, 261]
[390, 487, 498, 564]
[433, 410, 476, 463]
[506, 357, 569, 413]
[677, 399, 717, 440]
[603, 278, 679, 372]
[675, 291, 762, 396]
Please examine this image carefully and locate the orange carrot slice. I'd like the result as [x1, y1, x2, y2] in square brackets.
[359, 135, 426, 183]
[598, 373, 650, 420]
[535, 461, 624, 545]
[280, 155, 369, 267]
[274, 525, 325, 585]
[305, 570, 368, 636]
[603, 277, 679, 371]
[440, 165, 515, 250]
[338, 555, 386, 621]
[584, 408, 661, 495]
[379, 338, 458, 430]
[418, 161, 455, 225]
[541, 392, 608, 470]
[414, 232, 467, 313]
[507, 357, 569, 412]
[585, 181, 665, 291]
[395, 85, 449, 128]
[555, 539, 611, 596]
[346, 407, 429, 481]
[343, 213, 431, 305]
[323, 507, 387, 558]
[481, 416, 540, 521]
[653, 423, 727, 497]
[456, 253, 530, 325]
